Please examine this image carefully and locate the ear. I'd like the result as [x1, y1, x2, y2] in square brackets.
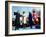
[14, 12, 17, 15]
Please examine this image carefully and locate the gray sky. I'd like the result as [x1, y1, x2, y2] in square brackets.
[12, 6, 41, 19]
